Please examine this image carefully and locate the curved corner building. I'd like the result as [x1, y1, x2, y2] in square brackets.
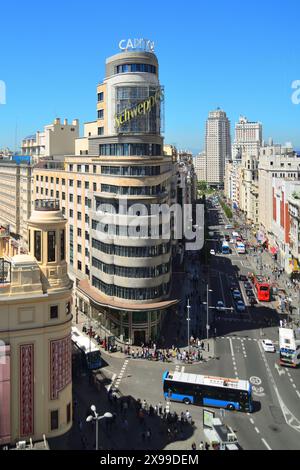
[74, 46, 177, 345]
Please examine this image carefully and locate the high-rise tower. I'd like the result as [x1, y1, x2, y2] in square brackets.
[205, 109, 231, 186]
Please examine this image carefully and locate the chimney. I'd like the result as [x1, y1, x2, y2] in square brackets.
[54, 118, 61, 125]
[64, 119, 68, 126]
[72, 119, 79, 126]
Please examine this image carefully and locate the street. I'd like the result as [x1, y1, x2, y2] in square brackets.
[50, 195, 300, 451]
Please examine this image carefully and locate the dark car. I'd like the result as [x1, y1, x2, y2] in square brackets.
[249, 296, 257, 306]
[239, 275, 248, 282]
[246, 289, 254, 298]
[244, 282, 252, 290]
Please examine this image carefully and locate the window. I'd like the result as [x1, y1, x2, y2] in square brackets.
[69, 180, 73, 187]
[98, 109, 104, 119]
[77, 180, 82, 188]
[85, 214, 89, 224]
[98, 127, 104, 136]
[77, 196, 82, 204]
[85, 248, 89, 257]
[77, 228, 82, 237]
[56, 178, 59, 184]
[77, 212, 82, 221]
[93, 165, 97, 174]
[51, 177, 54, 184]
[69, 165, 73, 172]
[77, 165, 82, 172]
[46, 176, 48, 183]
[62, 192, 66, 200]
[50, 410, 59, 431]
[62, 179, 66, 186]
[85, 181, 89, 190]
[85, 232, 89, 241]
[34, 231, 42, 261]
[41, 188, 44, 195]
[85, 165, 89, 173]
[77, 261, 82, 271]
[69, 194, 73, 203]
[45, 189, 48, 196]
[98, 92, 104, 102]
[50, 305, 58, 320]
[48, 231, 56, 262]
[41, 176, 44, 182]
[36, 187, 39, 194]
[50, 190, 54, 197]
[67, 404, 71, 424]
[36, 175, 39, 181]
[93, 183, 97, 191]
[69, 209, 73, 218]
[28, 230, 31, 252]
[78, 244, 82, 254]
[61, 230, 65, 261]
[56, 191, 59, 199]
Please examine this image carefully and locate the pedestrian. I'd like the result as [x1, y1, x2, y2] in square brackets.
[199, 441, 204, 450]
[205, 442, 210, 451]
[146, 428, 152, 441]
[158, 402, 163, 415]
[191, 442, 196, 451]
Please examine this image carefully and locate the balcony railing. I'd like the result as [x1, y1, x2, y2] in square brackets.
[0, 258, 11, 285]
[34, 199, 60, 211]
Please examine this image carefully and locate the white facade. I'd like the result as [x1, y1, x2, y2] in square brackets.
[194, 152, 206, 182]
[205, 109, 231, 186]
[22, 118, 79, 161]
[258, 143, 300, 235]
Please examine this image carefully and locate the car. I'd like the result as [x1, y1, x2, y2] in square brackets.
[225, 225, 233, 229]
[232, 290, 242, 300]
[239, 275, 248, 282]
[210, 249, 216, 256]
[216, 301, 226, 312]
[244, 282, 252, 290]
[235, 300, 246, 312]
[246, 289, 254, 298]
[225, 235, 230, 241]
[249, 296, 257, 306]
[261, 339, 276, 353]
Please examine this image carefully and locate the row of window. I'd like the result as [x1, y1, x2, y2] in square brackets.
[92, 220, 166, 237]
[92, 275, 169, 300]
[36, 176, 66, 184]
[101, 165, 161, 177]
[95, 199, 154, 214]
[97, 109, 104, 119]
[32, 230, 65, 263]
[92, 238, 171, 257]
[101, 183, 166, 196]
[69, 164, 98, 173]
[99, 143, 162, 157]
[116, 63, 157, 75]
[69, 209, 90, 220]
[92, 257, 170, 278]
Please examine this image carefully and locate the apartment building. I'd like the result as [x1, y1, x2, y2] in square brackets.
[34, 45, 177, 345]
[22, 118, 79, 162]
[0, 160, 33, 240]
[258, 143, 300, 236]
[194, 152, 206, 182]
[288, 192, 300, 273]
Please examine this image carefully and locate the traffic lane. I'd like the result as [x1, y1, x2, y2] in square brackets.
[241, 339, 300, 449]
[263, 347, 300, 423]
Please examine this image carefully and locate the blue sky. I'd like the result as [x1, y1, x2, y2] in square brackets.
[0, 0, 300, 153]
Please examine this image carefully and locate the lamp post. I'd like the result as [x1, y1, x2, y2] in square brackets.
[86, 406, 113, 451]
[206, 286, 213, 340]
[187, 298, 191, 353]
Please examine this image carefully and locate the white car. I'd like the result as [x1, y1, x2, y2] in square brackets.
[261, 339, 276, 353]
[210, 249, 216, 256]
[225, 225, 233, 229]
[216, 301, 225, 311]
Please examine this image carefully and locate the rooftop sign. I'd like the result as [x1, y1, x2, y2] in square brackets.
[119, 38, 155, 53]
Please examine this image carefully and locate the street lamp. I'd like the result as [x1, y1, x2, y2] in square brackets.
[86, 406, 113, 450]
[206, 287, 213, 340]
[187, 298, 191, 353]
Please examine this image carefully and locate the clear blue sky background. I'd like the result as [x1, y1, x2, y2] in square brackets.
[0, 0, 300, 153]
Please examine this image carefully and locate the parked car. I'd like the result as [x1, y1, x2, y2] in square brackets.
[261, 339, 276, 353]
[246, 289, 254, 298]
[239, 275, 248, 282]
[210, 249, 216, 256]
[232, 290, 242, 301]
[235, 300, 246, 312]
[225, 225, 233, 229]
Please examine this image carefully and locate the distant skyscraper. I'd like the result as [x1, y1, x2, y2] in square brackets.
[232, 116, 262, 160]
[205, 109, 231, 186]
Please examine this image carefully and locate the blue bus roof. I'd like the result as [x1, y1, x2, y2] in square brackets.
[164, 371, 250, 391]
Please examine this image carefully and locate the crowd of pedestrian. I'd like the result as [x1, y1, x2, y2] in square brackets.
[124, 343, 205, 363]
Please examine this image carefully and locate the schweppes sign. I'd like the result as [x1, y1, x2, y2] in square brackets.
[115, 88, 164, 129]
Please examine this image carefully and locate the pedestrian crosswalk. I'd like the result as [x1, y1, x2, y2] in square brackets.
[166, 366, 185, 413]
[114, 359, 129, 390]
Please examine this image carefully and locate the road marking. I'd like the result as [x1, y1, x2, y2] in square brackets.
[261, 439, 272, 450]
[296, 391, 300, 399]
[229, 338, 235, 356]
[250, 376, 262, 386]
[107, 373, 117, 392]
[275, 363, 286, 376]
[250, 418, 254, 424]
[255, 427, 260, 434]
[181, 366, 185, 373]
[258, 340, 300, 433]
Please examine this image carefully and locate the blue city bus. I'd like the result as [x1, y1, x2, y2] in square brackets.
[222, 241, 230, 254]
[71, 327, 102, 370]
[163, 371, 253, 412]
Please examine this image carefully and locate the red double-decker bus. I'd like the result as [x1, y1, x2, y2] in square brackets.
[251, 275, 271, 302]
